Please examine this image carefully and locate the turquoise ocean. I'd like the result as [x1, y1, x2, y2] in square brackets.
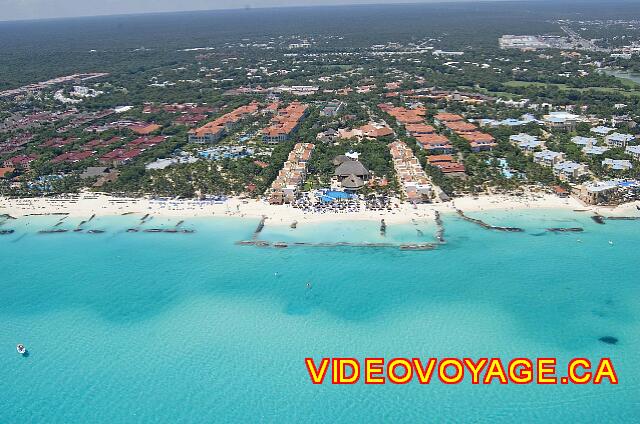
[0, 209, 638, 423]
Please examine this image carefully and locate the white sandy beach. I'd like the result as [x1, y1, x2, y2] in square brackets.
[2, 190, 638, 224]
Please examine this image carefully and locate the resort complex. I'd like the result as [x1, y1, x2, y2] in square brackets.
[2, 3, 639, 424]
[1, 2, 640, 214]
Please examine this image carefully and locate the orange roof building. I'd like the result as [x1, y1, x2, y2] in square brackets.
[444, 121, 477, 133]
[434, 113, 464, 123]
[269, 142, 315, 203]
[189, 102, 259, 144]
[426, 155, 466, 174]
[262, 102, 309, 144]
[0, 167, 15, 178]
[415, 134, 454, 153]
[130, 123, 162, 135]
[388, 141, 432, 203]
[427, 155, 455, 164]
[360, 124, 394, 138]
[405, 123, 436, 136]
[379, 103, 427, 125]
[461, 132, 498, 152]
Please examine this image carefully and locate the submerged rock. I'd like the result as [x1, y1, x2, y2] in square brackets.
[599, 336, 618, 345]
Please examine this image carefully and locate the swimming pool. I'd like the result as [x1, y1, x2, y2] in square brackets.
[319, 190, 356, 202]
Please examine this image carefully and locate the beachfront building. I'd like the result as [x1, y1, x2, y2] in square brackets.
[578, 180, 640, 205]
[553, 161, 589, 181]
[625, 145, 640, 161]
[333, 156, 370, 192]
[389, 141, 433, 203]
[262, 102, 309, 144]
[188, 102, 259, 144]
[269, 143, 315, 204]
[427, 155, 466, 176]
[534, 150, 564, 167]
[579, 181, 618, 205]
[605, 133, 635, 148]
[602, 158, 633, 171]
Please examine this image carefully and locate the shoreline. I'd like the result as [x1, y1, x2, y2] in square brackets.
[1, 192, 639, 224]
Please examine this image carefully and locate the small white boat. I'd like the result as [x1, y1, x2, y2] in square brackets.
[16, 344, 27, 355]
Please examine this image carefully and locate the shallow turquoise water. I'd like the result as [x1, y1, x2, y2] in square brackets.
[0, 210, 639, 423]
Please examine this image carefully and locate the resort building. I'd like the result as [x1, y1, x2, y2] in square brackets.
[389, 141, 433, 203]
[316, 128, 338, 143]
[3, 154, 37, 170]
[543, 111, 581, 131]
[360, 123, 394, 139]
[444, 121, 477, 134]
[269, 143, 315, 204]
[579, 181, 618, 205]
[479, 114, 539, 128]
[337, 122, 394, 141]
[579, 180, 640, 205]
[405, 123, 436, 137]
[534, 150, 564, 167]
[583, 146, 609, 156]
[625, 145, 640, 161]
[0, 167, 15, 179]
[129, 123, 162, 135]
[510, 133, 543, 152]
[99, 148, 144, 167]
[188, 102, 259, 144]
[590, 126, 615, 136]
[602, 158, 633, 171]
[379, 103, 426, 125]
[605, 133, 635, 148]
[434, 113, 464, 125]
[460, 132, 497, 152]
[320, 100, 343, 117]
[262, 102, 309, 144]
[427, 155, 466, 175]
[333, 156, 370, 192]
[415, 134, 453, 153]
[553, 161, 589, 181]
[52, 150, 94, 164]
[571, 136, 597, 147]
[510, 133, 538, 144]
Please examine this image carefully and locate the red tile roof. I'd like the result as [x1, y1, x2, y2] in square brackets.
[130, 123, 162, 135]
[434, 113, 464, 122]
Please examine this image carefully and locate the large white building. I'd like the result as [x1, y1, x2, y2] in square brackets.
[605, 133, 635, 148]
[534, 150, 564, 166]
[625, 145, 640, 161]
